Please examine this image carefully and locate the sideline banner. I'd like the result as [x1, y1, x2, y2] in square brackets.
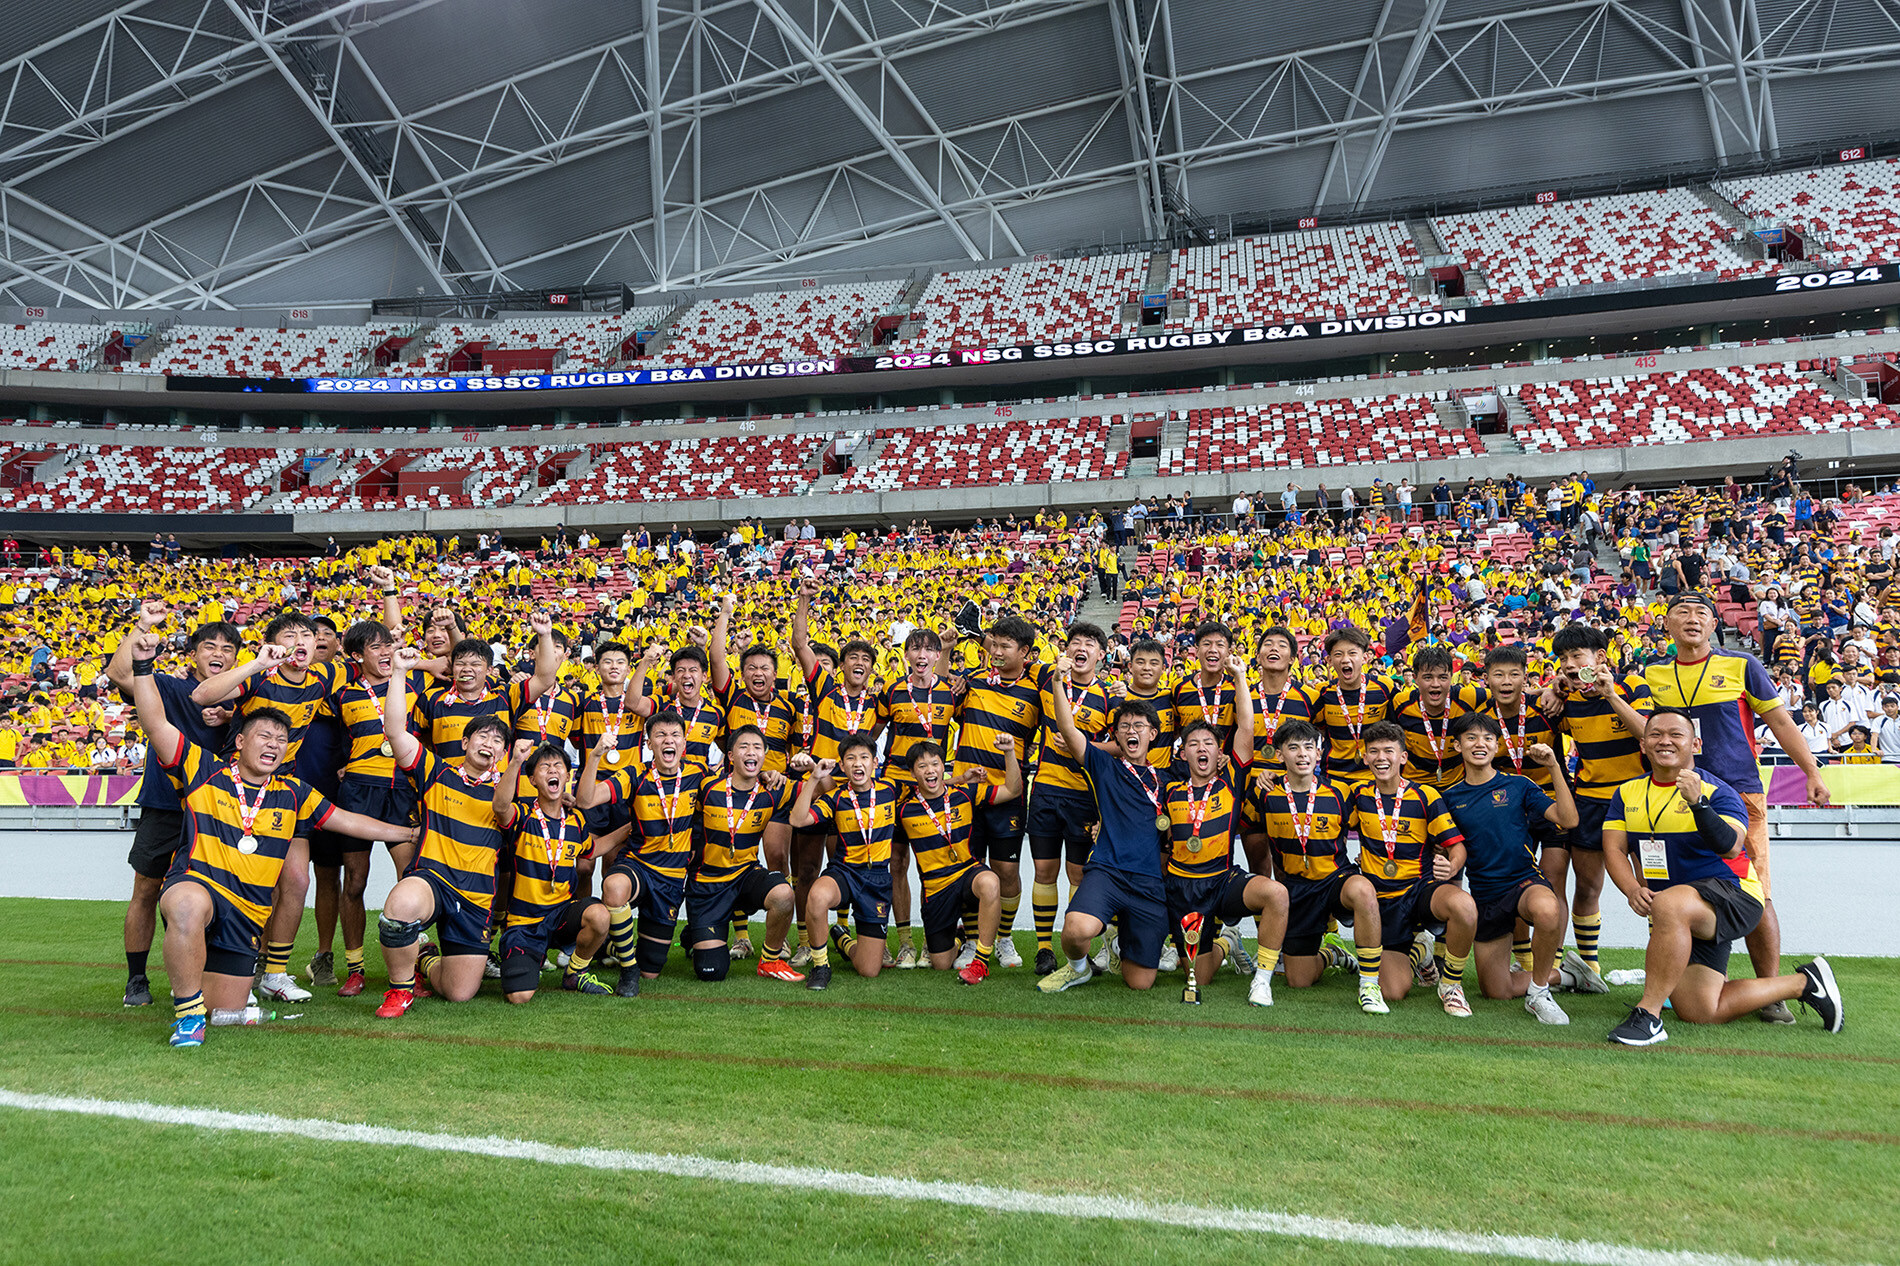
[0, 773, 141, 807]
[160, 263, 1900, 398]
[1761, 764, 1900, 806]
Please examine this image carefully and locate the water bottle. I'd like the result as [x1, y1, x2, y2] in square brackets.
[209, 1005, 277, 1026]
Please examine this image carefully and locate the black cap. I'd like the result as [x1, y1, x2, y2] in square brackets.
[1665, 592, 1718, 614]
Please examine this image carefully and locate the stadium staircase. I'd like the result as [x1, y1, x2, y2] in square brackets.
[1405, 217, 1447, 256]
[1479, 430, 1524, 457]
[1689, 183, 1753, 233]
[623, 303, 689, 365]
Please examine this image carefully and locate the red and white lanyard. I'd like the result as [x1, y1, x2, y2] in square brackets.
[723, 781, 762, 846]
[1496, 705, 1529, 773]
[839, 687, 869, 734]
[651, 771, 685, 838]
[1286, 786, 1315, 854]
[600, 691, 627, 763]
[531, 803, 569, 871]
[228, 765, 265, 853]
[1341, 683, 1368, 741]
[1372, 781, 1410, 863]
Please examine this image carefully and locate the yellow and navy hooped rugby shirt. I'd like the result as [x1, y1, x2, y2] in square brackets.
[952, 670, 1042, 787]
[1390, 682, 1489, 789]
[898, 784, 999, 900]
[1552, 672, 1652, 800]
[692, 773, 795, 884]
[598, 765, 703, 880]
[801, 777, 902, 867]
[1343, 780, 1464, 895]
[880, 674, 959, 784]
[400, 746, 509, 912]
[162, 736, 334, 932]
[1161, 755, 1251, 880]
[1249, 777, 1353, 880]
[803, 666, 887, 763]
[503, 803, 589, 931]
[1035, 664, 1118, 793]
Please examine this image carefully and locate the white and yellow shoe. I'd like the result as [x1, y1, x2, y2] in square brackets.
[1037, 959, 1096, 994]
[1358, 978, 1390, 1015]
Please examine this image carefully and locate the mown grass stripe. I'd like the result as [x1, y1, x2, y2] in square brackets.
[0, 1088, 1849, 1266]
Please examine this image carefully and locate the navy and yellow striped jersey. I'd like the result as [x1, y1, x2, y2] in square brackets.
[599, 766, 702, 880]
[331, 677, 402, 784]
[1035, 666, 1118, 792]
[1161, 757, 1250, 879]
[693, 773, 795, 884]
[420, 685, 514, 768]
[510, 679, 581, 746]
[232, 659, 346, 764]
[1248, 778, 1353, 879]
[897, 784, 998, 899]
[1490, 704, 1564, 792]
[578, 688, 644, 769]
[804, 667, 887, 763]
[1251, 680, 1318, 772]
[880, 675, 959, 783]
[802, 777, 901, 866]
[1553, 674, 1651, 800]
[401, 746, 509, 912]
[718, 681, 800, 773]
[953, 672, 1042, 786]
[1171, 674, 1236, 746]
[1120, 686, 1177, 768]
[1314, 674, 1401, 781]
[1343, 780, 1464, 895]
[1390, 683, 1490, 788]
[161, 736, 334, 931]
[1639, 650, 1779, 795]
[503, 803, 588, 931]
[1604, 773, 1761, 900]
[667, 693, 728, 771]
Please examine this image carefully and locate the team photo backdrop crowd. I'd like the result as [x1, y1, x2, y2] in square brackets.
[12, 461, 1881, 1050]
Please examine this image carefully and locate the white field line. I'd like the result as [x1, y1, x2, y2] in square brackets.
[0, 1087, 1850, 1266]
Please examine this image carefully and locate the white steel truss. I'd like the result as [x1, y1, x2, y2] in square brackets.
[2, 0, 1898, 309]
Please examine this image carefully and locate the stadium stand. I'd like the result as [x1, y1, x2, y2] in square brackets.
[834, 416, 1127, 492]
[1716, 158, 1900, 264]
[275, 449, 403, 511]
[1157, 393, 1482, 473]
[0, 321, 111, 372]
[651, 282, 905, 366]
[0, 444, 296, 512]
[899, 253, 1148, 348]
[119, 324, 399, 377]
[1512, 363, 1900, 452]
[1171, 223, 1432, 327]
[544, 433, 821, 503]
[1433, 188, 1774, 302]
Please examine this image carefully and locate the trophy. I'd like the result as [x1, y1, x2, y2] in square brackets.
[1179, 912, 1203, 1004]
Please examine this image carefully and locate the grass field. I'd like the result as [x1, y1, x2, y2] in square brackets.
[1, 897, 1894, 1266]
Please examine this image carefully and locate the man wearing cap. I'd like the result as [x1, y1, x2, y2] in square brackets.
[1641, 592, 1829, 1024]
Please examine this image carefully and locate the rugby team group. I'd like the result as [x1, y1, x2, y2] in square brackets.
[100, 486, 1859, 1052]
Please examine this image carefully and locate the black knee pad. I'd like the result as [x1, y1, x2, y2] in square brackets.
[378, 913, 424, 949]
[636, 934, 672, 975]
[693, 946, 729, 981]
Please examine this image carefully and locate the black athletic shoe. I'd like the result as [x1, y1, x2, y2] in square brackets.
[1797, 957, 1844, 1033]
[1608, 1005, 1668, 1047]
[807, 964, 832, 991]
[1034, 948, 1058, 976]
[614, 967, 643, 998]
[123, 974, 153, 1008]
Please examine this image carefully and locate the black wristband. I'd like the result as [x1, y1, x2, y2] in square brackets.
[130, 658, 157, 677]
[383, 589, 398, 597]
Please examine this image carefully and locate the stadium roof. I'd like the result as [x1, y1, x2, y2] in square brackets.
[2, 0, 1898, 311]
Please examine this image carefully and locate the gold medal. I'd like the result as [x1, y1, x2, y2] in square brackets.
[606, 750, 621, 765]
[1383, 859, 1398, 878]
[1154, 813, 1171, 833]
[379, 740, 393, 757]
[238, 834, 259, 855]
[1186, 832, 1203, 855]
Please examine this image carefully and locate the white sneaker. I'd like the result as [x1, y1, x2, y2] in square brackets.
[893, 942, 920, 969]
[1525, 985, 1571, 1025]
[482, 954, 501, 979]
[1438, 979, 1473, 1018]
[788, 944, 812, 969]
[1558, 949, 1608, 994]
[729, 936, 754, 961]
[1090, 930, 1120, 973]
[1218, 925, 1254, 975]
[555, 948, 572, 970]
[1156, 941, 1180, 973]
[1605, 968, 1647, 987]
[994, 935, 1023, 969]
[953, 940, 978, 971]
[881, 942, 898, 968]
[1248, 968, 1275, 1007]
[256, 972, 311, 1003]
[1357, 979, 1390, 1015]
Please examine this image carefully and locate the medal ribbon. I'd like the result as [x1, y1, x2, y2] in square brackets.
[1372, 780, 1410, 864]
[531, 802, 568, 871]
[227, 764, 265, 839]
[653, 771, 684, 840]
[1496, 705, 1529, 773]
[1121, 759, 1164, 820]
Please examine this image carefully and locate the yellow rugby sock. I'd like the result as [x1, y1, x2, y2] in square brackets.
[1031, 881, 1060, 952]
[1443, 950, 1469, 982]
[343, 948, 365, 976]
[1255, 947, 1281, 976]
[172, 991, 207, 1021]
[1355, 945, 1381, 983]
[1572, 913, 1602, 970]
[263, 941, 293, 975]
